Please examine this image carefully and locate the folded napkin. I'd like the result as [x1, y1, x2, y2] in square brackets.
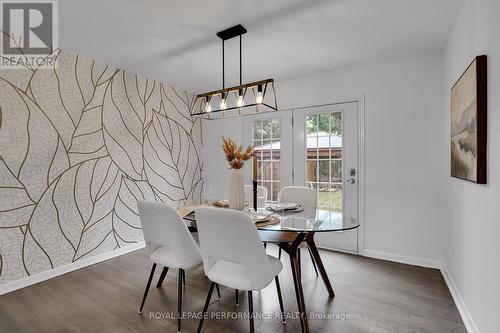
[212, 200, 229, 208]
[178, 205, 205, 217]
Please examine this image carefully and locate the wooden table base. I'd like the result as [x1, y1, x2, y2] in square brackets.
[305, 233, 335, 297]
[263, 231, 335, 333]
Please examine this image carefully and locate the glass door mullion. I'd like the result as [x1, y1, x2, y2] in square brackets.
[329, 113, 332, 212]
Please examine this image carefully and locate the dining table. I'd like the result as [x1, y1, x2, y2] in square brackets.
[180, 204, 360, 333]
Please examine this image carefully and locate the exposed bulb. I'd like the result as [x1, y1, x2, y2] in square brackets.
[220, 99, 227, 109]
[237, 89, 244, 107]
[205, 97, 212, 112]
[256, 84, 263, 104]
[256, 93, 263, 104]
[220, 93, 227, 109]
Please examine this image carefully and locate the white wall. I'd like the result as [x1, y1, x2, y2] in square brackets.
[443, 0, 500, 332]
[202, 117, 243, 199]
[203, 53, 446, 264]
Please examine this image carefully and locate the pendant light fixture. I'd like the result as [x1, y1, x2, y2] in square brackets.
[190, 24, 278, 119]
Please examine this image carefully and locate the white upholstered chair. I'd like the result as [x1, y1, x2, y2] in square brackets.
[195, 207, 286, 332]
[244, 184, 268, 208]
[138, 201, 214, 333]
[277, 186, 317, 219]
[277, 186, 319, 276]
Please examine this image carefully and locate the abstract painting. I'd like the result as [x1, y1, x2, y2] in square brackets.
[450, 55, 487, 183]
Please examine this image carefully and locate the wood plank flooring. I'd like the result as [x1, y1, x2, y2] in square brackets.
[0, 247, 466, 333]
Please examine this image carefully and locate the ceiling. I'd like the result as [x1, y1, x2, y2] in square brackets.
[60, 0, 464, 93]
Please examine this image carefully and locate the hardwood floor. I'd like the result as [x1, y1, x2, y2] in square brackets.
[0, 246, 466, 333]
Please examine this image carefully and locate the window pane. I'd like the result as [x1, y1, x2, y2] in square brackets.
[318, 113, 330, 135]
[262, 120, 272, 140]
[318, 136, 330, 159]
[262, 161, 272, 180]
[331, 184, 342, 212]
[272, 161, 280, 181]
[262, 181, 272, 200]
[331, 160, 342, 182]
[253, 121, 262, 139]
[330, 112, 342, 135]
[261, 140, 272, 160]
[318, 185, 330, 211]
[257, 161, 264, 181]
[307, 136, 318, 159]
[318, 160, 330, 182]
[331, 146, 342, 159]
[307, 160, 317, 182]
[271, 181, 280, 201]
[253, 145, 263, 160]
[271, 119, 281, 138]
[306, 114, 318, 135]
[271, 140, 280, 160]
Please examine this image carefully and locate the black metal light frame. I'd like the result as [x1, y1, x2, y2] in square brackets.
[190, 24, 278, 119]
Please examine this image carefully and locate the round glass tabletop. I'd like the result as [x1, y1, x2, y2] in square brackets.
[182, 205, 359, 233]
[257, 214, 359, 232]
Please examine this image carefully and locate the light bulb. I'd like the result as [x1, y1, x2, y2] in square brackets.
[205, 97, 212, 112]
[220, 93, 227, 109]
[256, 84, 263, 104]
[256, 93, 263, 104]
[237, 89, 244, 107]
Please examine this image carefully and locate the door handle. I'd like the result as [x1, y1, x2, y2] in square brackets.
[347, 178, 355, 184]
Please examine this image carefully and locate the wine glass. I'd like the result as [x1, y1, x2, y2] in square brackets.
[201, 184, 212, 205]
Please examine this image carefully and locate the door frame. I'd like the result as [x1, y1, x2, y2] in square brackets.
[241, 95, 365, 255]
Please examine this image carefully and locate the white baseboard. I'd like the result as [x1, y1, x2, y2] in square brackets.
[441, 266, 480, 333]
[363, 249, 442, 269]
[0, 242, 145, 296]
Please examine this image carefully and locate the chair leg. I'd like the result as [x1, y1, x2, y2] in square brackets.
[197, 282, 215, 333]
[297, 248, 302, 277]
[157, 267, 169, 287]
[274, 276, 286, 324]
[264, 242, 267, 249]
[215, 283, 221, 300]
[235, 289, 239, 306]
[248, 291, 254, 333]
[139, 263, 157, 313]
[308, 246, 319, 276]
[177, 269, 183, 333]
[278, 247, 282, 259]
[182, 269, 186, 287]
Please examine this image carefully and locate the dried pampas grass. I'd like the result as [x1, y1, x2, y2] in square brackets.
[222, 136, 254, 169]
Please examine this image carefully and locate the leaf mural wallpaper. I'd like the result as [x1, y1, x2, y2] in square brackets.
[0, 49, 203, 285]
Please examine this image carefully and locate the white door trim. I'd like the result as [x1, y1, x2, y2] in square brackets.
[357, 95, 366, 255]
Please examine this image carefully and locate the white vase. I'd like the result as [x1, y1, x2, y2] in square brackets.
[228, 168, 244, 210]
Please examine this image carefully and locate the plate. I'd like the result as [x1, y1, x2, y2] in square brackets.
[249, 211, 272, 222]
[266, 203, 300, 212]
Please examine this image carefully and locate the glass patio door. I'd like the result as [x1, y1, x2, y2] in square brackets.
[242, 102, 359, 253]
[293, 102, 358, 253]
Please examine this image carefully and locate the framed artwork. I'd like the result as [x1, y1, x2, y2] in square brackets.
[450, 55, 487, 184]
